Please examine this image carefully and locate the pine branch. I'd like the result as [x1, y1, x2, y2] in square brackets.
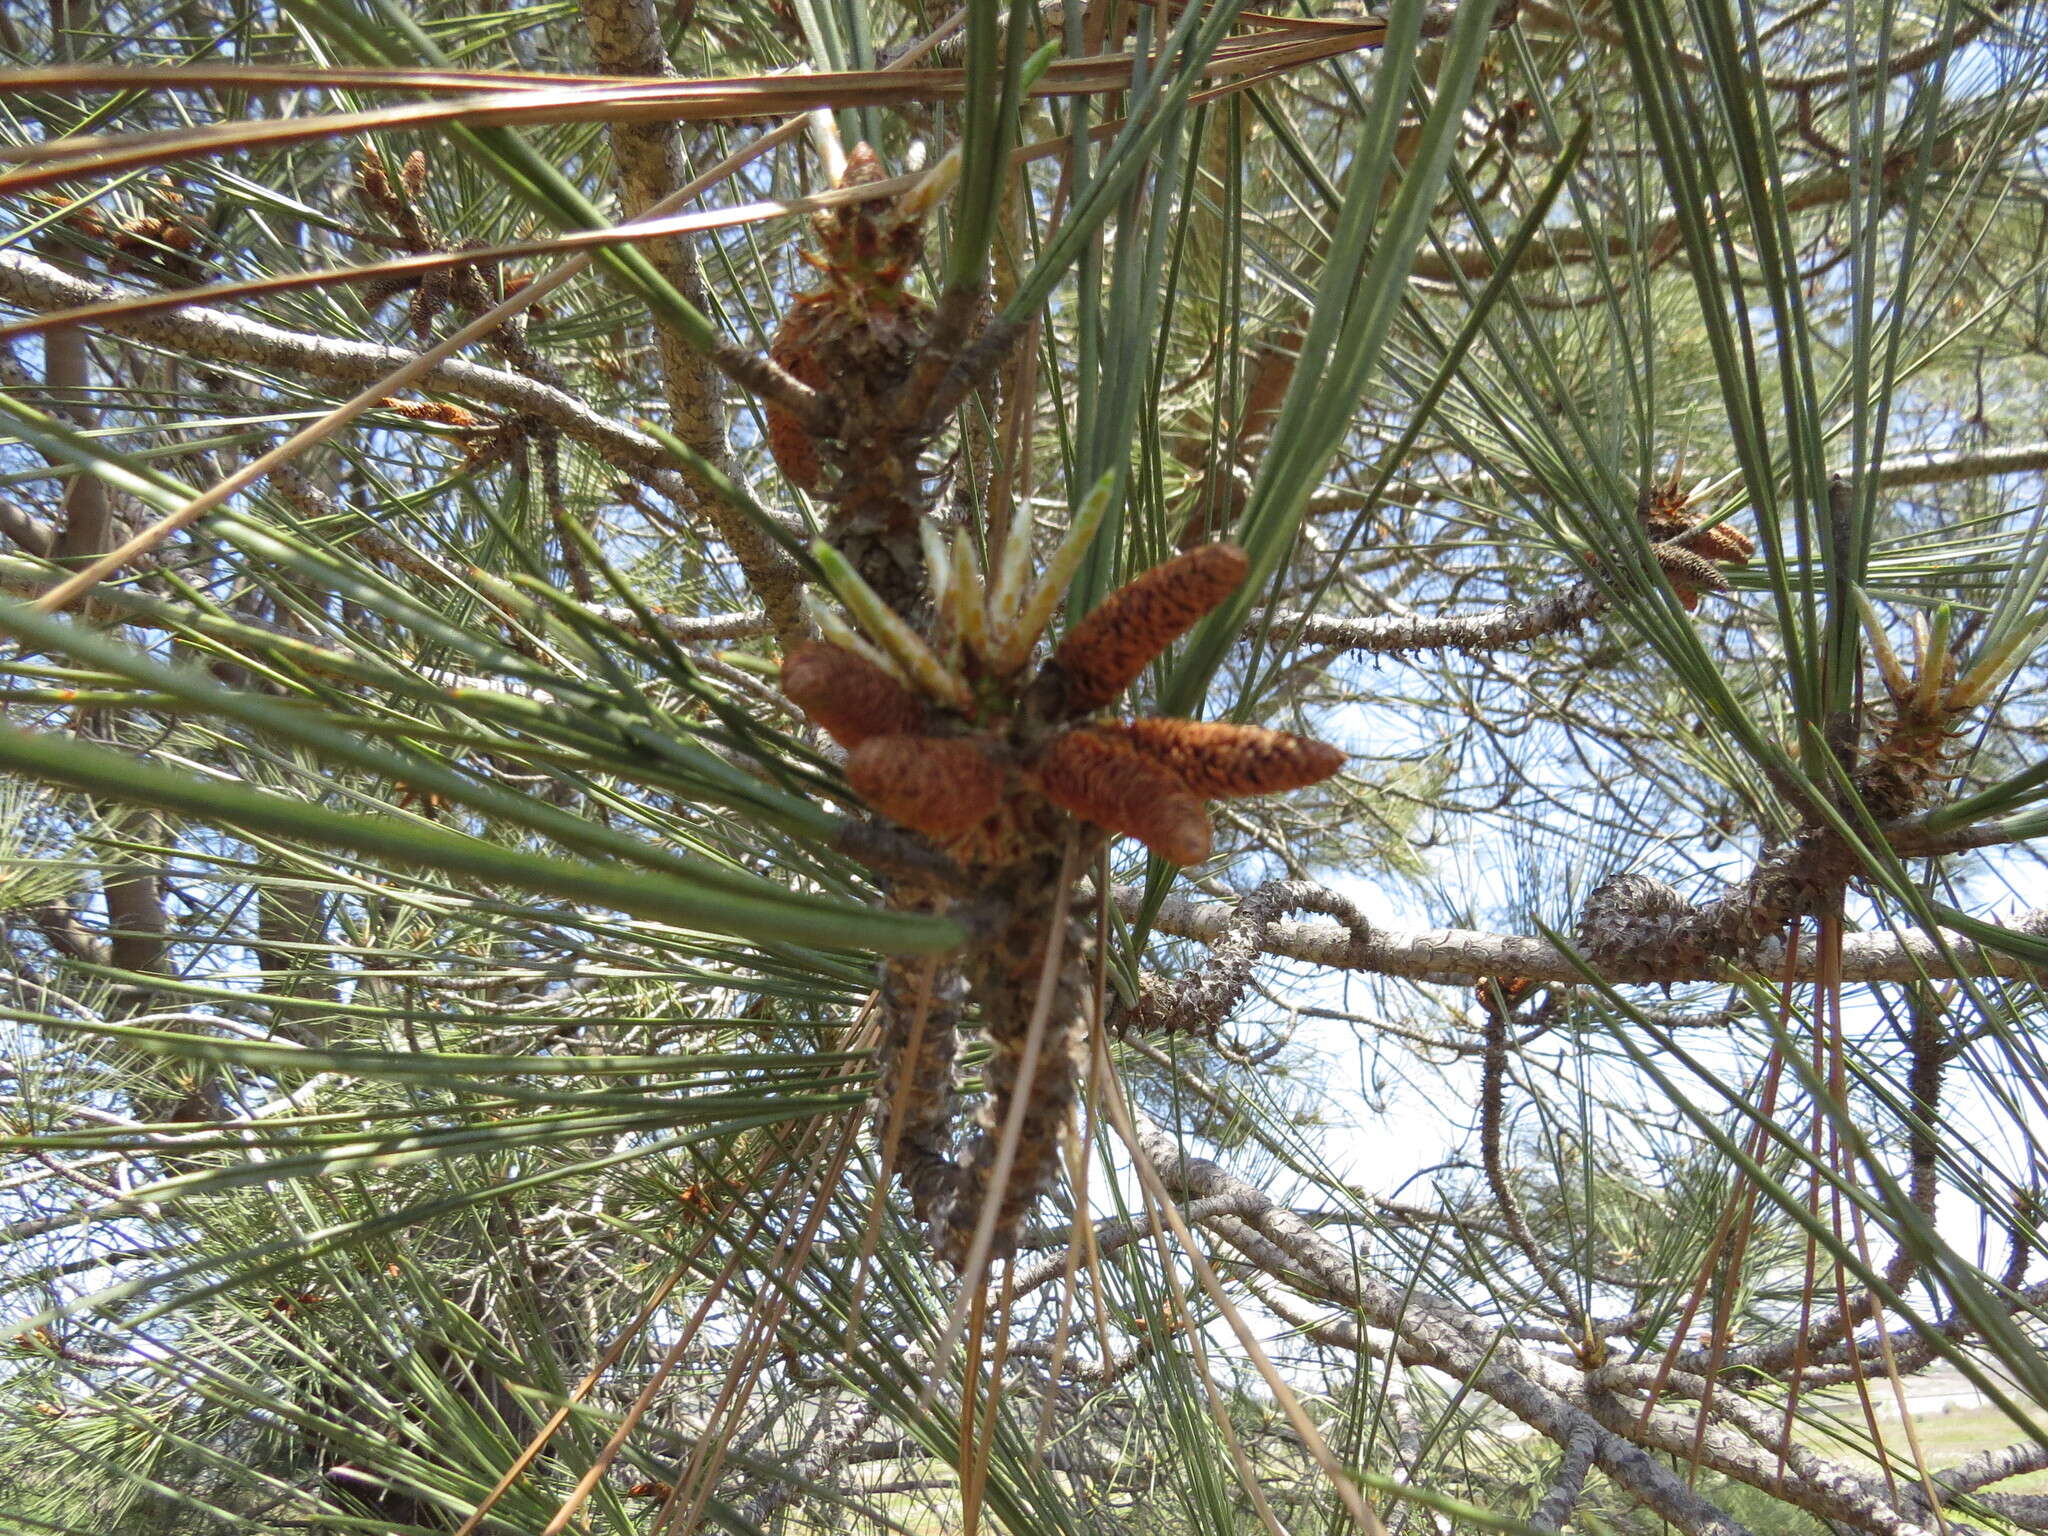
[1118, 884, 2046, 985]
[1269, 583, 1604, 657]
[1136, 1120, 1765, 1536]
[0, 248, 808, 631]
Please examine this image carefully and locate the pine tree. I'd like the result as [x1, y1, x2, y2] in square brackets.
[2, 0, 2048, 1532]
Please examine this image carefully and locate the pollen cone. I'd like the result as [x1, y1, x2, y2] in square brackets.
[1032, 728, 1212, 866]
[1046, 544, 1248, 715]
[1683, 523, 1755, 567]
[765, 314, 831, 491]
[847, 734, 1003, 840]
[781, 642, 926, 748]
[1111, 718, 1343, 799]
[1652, 543, 1730, 610]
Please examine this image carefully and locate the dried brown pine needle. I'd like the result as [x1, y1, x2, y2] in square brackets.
[1112, 718, 1344, 799]
[1048, 543, 1248, 715]
[1031, 728, 1211, 866]
[781, 641, 927, 748]
[847, 733, 1003, 840]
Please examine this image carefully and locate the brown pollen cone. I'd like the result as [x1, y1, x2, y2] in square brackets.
[1637, 472, 1752, 608]
[1046, 543, 1249, 715]
[1651, 544, 1731, 611]
[847, 734, 1003, 840]
[380, 397, 486, 430]
[107, 215, 202, 279]
[1110, 718, 1344, 799]
[760, 142, 934, 500]
[1681, 522, 1755, 567]
[765, 313, 831, 492]
[357, 146, 398, 216]
[781, 642, 927, 748]
[1476, 976, 1537, 1018]
[1031, 729, 1212, 866]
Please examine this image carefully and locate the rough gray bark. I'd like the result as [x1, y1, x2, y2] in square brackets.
[1120, 878, 1373, 1036]
[1271, 583, 1605, 656]
[1530, 1422, 1597, 1531]
[1135, 1121, 1762, 1536]
[1118, 883, 2045, 986]
[732, 1392, 885, 1528]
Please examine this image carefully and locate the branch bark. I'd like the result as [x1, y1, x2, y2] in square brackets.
[1116, 884, 2046, 986]
[577, 0, 806, 647]
[1269, 583, 1605, 657]
[1408, 120, 1998, 283]
[1140, 1124, 1977, 1536]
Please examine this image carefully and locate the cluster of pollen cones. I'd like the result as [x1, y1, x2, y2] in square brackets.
[1636, 472, 1756, 611]
[781, 529, 1343, 1268]
[785, 538, 1344, 869]
[764, 142, 956, 500]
